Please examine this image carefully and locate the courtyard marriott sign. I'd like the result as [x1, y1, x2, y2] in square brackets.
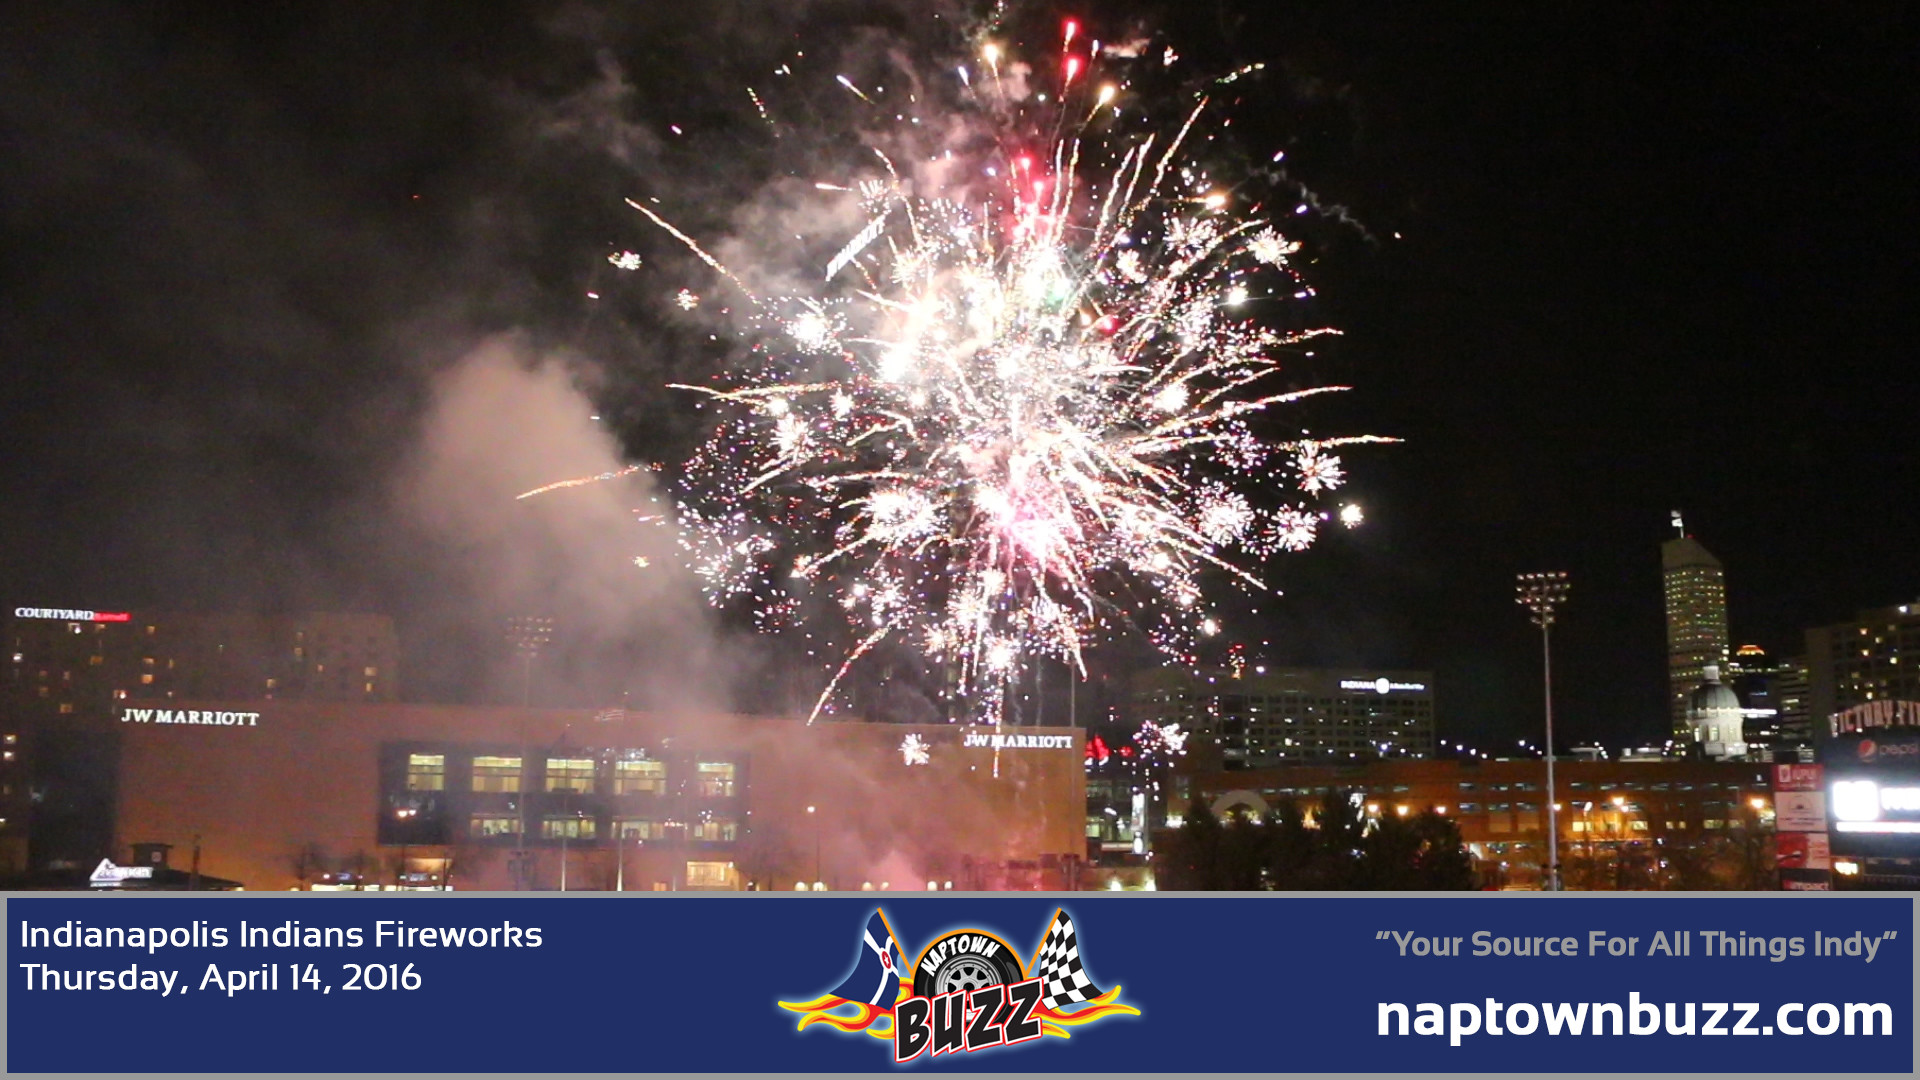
[14, 607, 131, 622]
[120, 707, 260, 728]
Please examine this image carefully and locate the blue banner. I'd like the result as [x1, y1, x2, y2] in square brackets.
[6, 895, 1911, 1073]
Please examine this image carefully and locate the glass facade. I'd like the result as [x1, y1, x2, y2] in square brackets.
[376, 742, 746, 853]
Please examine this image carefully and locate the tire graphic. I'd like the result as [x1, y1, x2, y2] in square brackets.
[912, 931, 1026, 998]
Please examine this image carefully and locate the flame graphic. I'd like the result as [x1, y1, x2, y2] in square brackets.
[779, 982, 1137, 1042]
[777, 992, 900, 1040]
[1032, 986, 1139, 1038]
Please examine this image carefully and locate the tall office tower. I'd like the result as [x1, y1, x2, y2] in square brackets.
[1773, 655, 1812, 745]
[1662, 513, 1729, 739]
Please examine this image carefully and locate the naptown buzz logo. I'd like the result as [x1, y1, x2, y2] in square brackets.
[779, 908, 1137, 1062]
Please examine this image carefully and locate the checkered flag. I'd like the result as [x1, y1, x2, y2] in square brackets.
[1031, 909, 1106, 1010]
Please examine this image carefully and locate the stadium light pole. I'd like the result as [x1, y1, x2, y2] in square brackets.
[807, 804, 820, 888]
[507, 616, 554, 708]
[1516, 571, 1570, 892]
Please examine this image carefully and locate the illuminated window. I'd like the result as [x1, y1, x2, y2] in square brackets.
[364, 666, 377, 677]
[695, 761, 737, 797]
[615, 817, 665, 840]
[685, 861, 732, 888]
[546, 758, 596, 793]
[541, 816, 595, 839]
[57, 704, 73, 715]
[469, 814, 521, 838]
[471, 756, 522, 792]
[88, 655, 102, 666]
[406, 754, 445, 791]
[1702, 819, 1725, 830]
[614, 758, 666, 794]
[691, 817, 738, 842]
[364, 683, 374, 693]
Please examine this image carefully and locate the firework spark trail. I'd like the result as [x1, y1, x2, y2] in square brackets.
[515, 464, 647, 500]
[562, 19, 1393, 726]
[624, 198, 758, 302]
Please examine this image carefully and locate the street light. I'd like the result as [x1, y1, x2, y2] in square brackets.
[1516, 571, 1570, 891]
[394, 806, 417, 890]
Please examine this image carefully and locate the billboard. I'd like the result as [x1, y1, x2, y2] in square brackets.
[1775, 831, 1831, 871]
[1773, 790, 1826, 833]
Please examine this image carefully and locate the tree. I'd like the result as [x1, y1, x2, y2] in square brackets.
[1158, 798, 1227, 890]
[1163, 791, 1478, 891]
[287, 842, 327, 891]
[1357, 812, 1476, 890]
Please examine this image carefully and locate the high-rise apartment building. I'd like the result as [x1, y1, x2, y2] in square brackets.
[1134, 666, 1435, 768]
[3, 607, 404, 868]
[1662, 520, 1730, 739]
[4, 608, 401, 712]
[1806, 601, 1920, 740]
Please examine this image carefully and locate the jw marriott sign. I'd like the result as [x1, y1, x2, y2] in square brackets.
[120, 708, 260, 728]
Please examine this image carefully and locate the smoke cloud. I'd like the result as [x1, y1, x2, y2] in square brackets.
[396, 338, 736, 715]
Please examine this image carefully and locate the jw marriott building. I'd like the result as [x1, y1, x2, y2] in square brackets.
[1662, 523, 1730, 739]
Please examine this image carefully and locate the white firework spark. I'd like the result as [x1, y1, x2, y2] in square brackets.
[900, 733, 931, 766]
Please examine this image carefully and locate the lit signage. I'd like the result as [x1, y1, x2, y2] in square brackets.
[1854, 736, 1920, 763]
[1338, 678, 1428, 695]
[1832, 780, 1878, 821]
[1829, 779, 1920, 832]
[14, 607, 131, 622]
[1830, 699, 1920, 736]
[960, 732, 1075, 750]
[1772, 764, 1824, 792]
[119, 708, 259, 728]
[88, 859, 154, 888]
[1773, 790, 1827, 832]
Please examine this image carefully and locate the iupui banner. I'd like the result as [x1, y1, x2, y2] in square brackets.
[5, 895, 1912, 1073]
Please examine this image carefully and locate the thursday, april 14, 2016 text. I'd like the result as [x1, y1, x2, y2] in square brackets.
[14, 917, 545, 997]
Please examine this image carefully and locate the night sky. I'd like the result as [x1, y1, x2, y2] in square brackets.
[3, 2, 1916, 748]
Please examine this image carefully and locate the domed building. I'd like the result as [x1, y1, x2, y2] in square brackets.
[1687, 665, 1748, 760]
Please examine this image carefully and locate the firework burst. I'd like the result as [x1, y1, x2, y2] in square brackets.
[599, 18, 1391, 724]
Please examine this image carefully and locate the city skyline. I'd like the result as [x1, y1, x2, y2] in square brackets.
[0, 4, 1915, 752]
